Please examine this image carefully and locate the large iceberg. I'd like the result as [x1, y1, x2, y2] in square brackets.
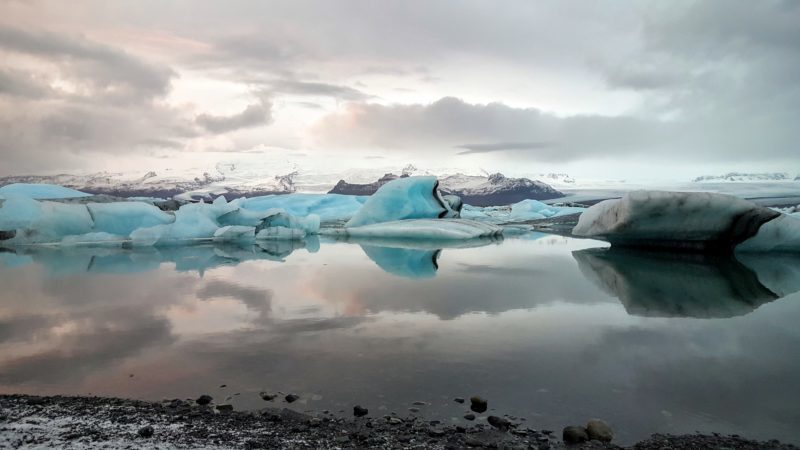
[572, 190, 800, 252]
[346, 176, 459, 227]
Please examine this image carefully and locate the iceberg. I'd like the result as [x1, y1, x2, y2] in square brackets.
[0, 183, 91, 200]
[0, 196, 94, 244]
[346, 176, 459, 227]
[240, 193, 366, 223]
[461, 200, 584, 223]
[330, 219, 502, 240]
[572, 190, 789, 252]
[87, 202, 174, 236]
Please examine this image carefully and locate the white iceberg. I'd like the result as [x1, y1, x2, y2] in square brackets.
[572, 190, 791, 252]
[346, 176, 459, 228]
[330, 219, 502, 240]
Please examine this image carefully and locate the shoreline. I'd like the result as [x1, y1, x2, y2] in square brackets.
[1, 395, 796, 449]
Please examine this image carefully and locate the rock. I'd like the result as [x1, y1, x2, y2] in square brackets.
[454, 397, 465, 404]
[259, 392, 277, 401]
[408, 407, 420, 413]
[487, 415, 511, 430]
[219, 384, 226, 388]
[353, 405, 369, 417]
[428, 428, 446, 437]
[412, 401, 427, 406]
[216, 404, 233, 413]
[563, 426, 589, 444]
[469, 396, 488, 413]
[196, 395, 213, 406]
[284, 394, 299, 403]
[463, 413, 476, 421]
[388, 417, 403, 425]
[137, 425, 154, 438]
[586, 419, 614, 442]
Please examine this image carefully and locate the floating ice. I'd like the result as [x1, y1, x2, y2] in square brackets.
[87, 202, 174, 236]
[572, 190, 785, 252]
[213, 225, 256, 242]
[461, 200, 583, 223]
[0, 196, 94, 244]
[346, 176, 459, 228]
[736, 214, 800, 252]
[332, 219, 502, 240]
[240, 193, 366, 222]
[0, 183, 91, 200]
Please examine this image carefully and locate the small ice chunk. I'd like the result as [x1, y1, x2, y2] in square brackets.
[346, 176, 459, 228]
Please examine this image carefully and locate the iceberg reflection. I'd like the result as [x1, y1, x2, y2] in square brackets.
[573, 248, 800, 318]
[331, 235, 502, 279]
[0, 235, 321, 275]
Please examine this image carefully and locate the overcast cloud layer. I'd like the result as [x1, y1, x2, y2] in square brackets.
[0, 0, 798, 178]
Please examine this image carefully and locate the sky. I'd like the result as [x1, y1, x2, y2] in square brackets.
[0, 0, 798, 182]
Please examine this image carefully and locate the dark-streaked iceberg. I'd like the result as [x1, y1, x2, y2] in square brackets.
[572, 190, 800, 253]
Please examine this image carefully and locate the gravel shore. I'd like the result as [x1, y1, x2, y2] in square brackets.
[1, 395, 796, 449]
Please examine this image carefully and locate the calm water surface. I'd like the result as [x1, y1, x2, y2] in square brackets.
[1, 233, 799, 445]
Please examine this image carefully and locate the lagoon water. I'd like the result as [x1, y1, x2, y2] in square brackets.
[1, 233, 799, 445]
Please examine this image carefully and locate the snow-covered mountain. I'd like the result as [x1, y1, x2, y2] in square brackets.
[692, 172, 795, 182]
[330, 171, 564, 205]
[0, 168, 298, 199]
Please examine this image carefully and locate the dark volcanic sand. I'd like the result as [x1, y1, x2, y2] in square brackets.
[0, 395, 796, 449]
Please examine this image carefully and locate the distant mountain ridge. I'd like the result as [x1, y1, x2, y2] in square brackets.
[0, 169, 298, 199]
[329, 172, 564, 206]
[692, 172, 795, 182]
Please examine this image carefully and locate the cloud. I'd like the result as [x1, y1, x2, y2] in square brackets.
[455, 141, 555, 155]
[267, 79, 369, 101]
[196, 101, 273, 134]
[312, 95, 798, 163]
[0, 69, 51, 98]
[0, 26, 174, 101]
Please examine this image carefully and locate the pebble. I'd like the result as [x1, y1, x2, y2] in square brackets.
[259, 392, 277, 401]
[562, 425, 589, 444]
[353, 405, 369, 417]
[137, 425, 154, 438]
[453, 397, 465, 404]
[284, 394, 299, 403]
[487, 415, 511, 430]
[196, 395, 213, 406]
[469, 396, 488, 413]
[463, 413, 476, 421]
[216, 404, 233, 413]
[586, 419, 614, 442]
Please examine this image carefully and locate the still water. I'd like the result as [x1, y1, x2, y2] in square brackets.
[1, 233, 799, 445]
